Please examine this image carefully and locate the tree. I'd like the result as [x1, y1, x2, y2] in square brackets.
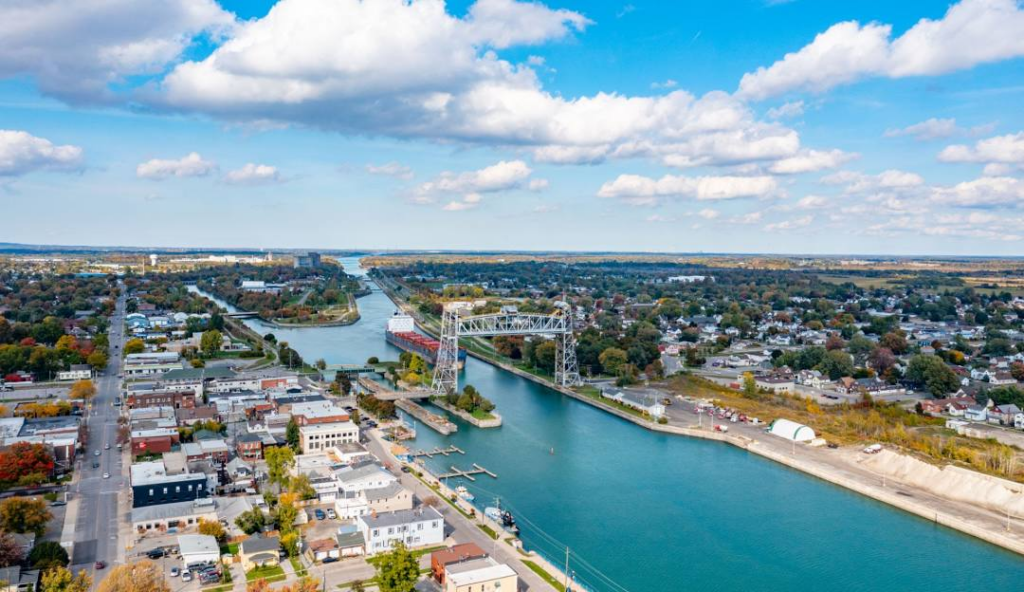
[531, 340, 556, 374]
[123, 338, 145, 355]
[40, 567, 91, 592]
[879, 331, 908, 355]
[197, 519, 227, 543]
[86, 351, 108, 371]
[28, 541, 70, 569]
[868, 347, 897, 375]
[315, 358, 327, 371]
[265, 446, 295, 488]
[0, 533, 24, 567]
[280, 531, 299, 557]
[68, 379, 96, 401]
[274, 494, 299, 533]
[817, 350, 854, 380]
[335, 372, 352, 396]
[825, 334, 845, 351]
[200, 330, 223, 356]
[742, 372, 757, 398]
[0, 442, 55, 484]
[375, 541, 420, 592]
[96, 560, 169, 592]
[598, 347, 628, 376]
[288, 474, 316, 500]
[907, 354, 960, 397]
[235, 507, 266, 535]
[286, 418, 300, 452]
[0, 496, 52, 536]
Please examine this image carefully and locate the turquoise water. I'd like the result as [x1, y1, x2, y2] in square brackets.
[208, 258, 1024, 591]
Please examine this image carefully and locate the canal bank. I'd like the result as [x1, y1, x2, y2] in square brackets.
[196, 257, 1024, 592]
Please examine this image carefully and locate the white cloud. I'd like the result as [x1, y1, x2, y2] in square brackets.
[0, 0, 234, 103]
[822, 169, 925, 193]
[597, 174, 778, 204]
[697, 208, 720, 219]
[983, 163, 1015, 176]
[418, 160, 532, 197]
[366, 162, 414, 180]
[136, 152, 217, 180]
[766, 100, 805, 120]
[528, 178, 549, 191]
[737, 0, 1024, 100]
[938, 132, 1024, 164]
[795, 195, 828, 209]
[731, 211, 764, 224]
[651, 79, 678, 90]
[0, 130, 83, 176]
[463, 0, 590, 49]
[768, 149, 856, 174]
[645, 214, 676, 223]
[930, 176, 1024, 207]
[224, 163, 281, 185]
[764, 215, 813, 232]
[884, 118, 959, 140]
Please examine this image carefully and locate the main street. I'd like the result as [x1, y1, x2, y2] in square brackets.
[67, 283, 129, 581]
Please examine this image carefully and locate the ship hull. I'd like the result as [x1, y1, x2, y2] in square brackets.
[386, 330, 467, 369]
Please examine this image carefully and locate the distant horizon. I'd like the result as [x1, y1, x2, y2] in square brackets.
[2, 240, 1024, 261]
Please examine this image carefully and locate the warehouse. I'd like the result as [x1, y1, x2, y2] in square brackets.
[767, 418, 815, 442]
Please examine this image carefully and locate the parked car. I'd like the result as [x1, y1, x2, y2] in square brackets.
[95, 561, 106, 570]
[326, 509, 336, 519]
[170, 567, 180, 577]
[102, 472, 110, 479]
[314, 509, 326, 520]
[181, 571, 193, 582]
[147, 548, 165, 559]
[322, 556, 338, 564]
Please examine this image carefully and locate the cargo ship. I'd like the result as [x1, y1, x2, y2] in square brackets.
[386, 312, 466, 369]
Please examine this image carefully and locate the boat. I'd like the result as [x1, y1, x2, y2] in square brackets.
[455, 485, 475, 502]
[484, 500, 520, 535]
[385, 311, 467, 368]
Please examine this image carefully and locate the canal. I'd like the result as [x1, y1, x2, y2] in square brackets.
[200, 257, 1024, 591]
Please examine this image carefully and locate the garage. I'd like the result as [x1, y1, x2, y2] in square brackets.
[178, 534, 220, 567]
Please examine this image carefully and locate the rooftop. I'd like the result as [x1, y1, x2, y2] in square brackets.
[358, 506, 442, 529]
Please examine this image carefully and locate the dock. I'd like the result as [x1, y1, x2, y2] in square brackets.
[410, 445, 465, 458]
[358, 376, 430, 401]
[438, 463, 498, 481]
[395, 399, 457, 435]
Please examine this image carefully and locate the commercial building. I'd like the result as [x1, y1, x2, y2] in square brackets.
[431, 543, 487, 584]
[444, 557, 518, 592]
[130, 461, 210, 508]
[178, 534, 220, 567]
[299, 421, 358, 453]
[127, 390, 197, 410]
[131, 498, 218, 535]
[56, 364, 92, 381]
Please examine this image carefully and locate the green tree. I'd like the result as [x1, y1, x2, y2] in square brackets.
[28, 541, 70, 569]
[742, 372, 757, 398]
[200, 330, 223, 356]
[86, 351, 108, 371]
[817, 350, 854, 380]
[265, 446, 296, 489]
[234, 507, 266, 535]
[375, 541, 420, 592]
[907, 354, 960, 396]
[285, 418, 300, 452]
[280, 532, 299, 558]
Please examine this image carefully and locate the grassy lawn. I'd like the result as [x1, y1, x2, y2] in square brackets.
[470, 408, 496, 420]
[366, 545, 447, 567]
[522, 560, 565, 592]
[290, 556, 308, 577]
[245, 565, 285, 583]
[477, 524, 499, 540]
[219, 543, 239, 555]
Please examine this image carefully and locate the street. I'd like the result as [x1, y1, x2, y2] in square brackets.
[67, 283, 129, 581]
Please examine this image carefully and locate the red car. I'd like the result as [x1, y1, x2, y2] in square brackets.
[95, 561, 106, 569]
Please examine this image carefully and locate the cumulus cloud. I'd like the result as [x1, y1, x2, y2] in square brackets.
[136, 152, 217, 180]
[597, 174, 778, 205]
[930, 176, 1024, 207]
[768, 149, 857, 174]
[821, 169, 925, 193]
[697, 208, 720, 219]
[224, 163, 281, 185]
[366, 162, 414, 180]
[416, 160, 537, 209]
[938, 132, 1024, 165]
[737, 0, 1024, 100]
[0, 130, 83, 176]
[527, 178, 549, 191]
[0, 0, 234, 104]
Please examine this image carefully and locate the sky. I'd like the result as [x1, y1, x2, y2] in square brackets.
[1, 0, 1023, 255]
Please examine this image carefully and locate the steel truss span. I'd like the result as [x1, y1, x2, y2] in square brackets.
[431, 304, 580, 395]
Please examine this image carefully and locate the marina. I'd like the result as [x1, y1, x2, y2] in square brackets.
[409, 445, 465, 458]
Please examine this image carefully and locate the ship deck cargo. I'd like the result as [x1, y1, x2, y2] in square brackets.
[386, 330, 467, 368]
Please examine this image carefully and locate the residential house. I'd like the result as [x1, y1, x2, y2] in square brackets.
[239, 535, 281, 571]
[431, 543, 487, 584]
[357, 506, 444, 555]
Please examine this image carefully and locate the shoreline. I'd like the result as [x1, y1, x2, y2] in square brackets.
[431, 399, 503, 428]
[376, 280, 1024, 559]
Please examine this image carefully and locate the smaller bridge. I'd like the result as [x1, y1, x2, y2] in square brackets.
[224, 311, 260, 319]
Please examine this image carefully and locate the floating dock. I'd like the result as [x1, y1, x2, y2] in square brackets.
[438, 463, 498, 481]
[410, 446, 465, 458]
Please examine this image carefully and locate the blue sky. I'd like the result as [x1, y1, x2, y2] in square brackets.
[1, 0, 1023, 254]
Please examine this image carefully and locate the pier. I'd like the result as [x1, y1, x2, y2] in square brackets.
[410, 445, 465, 458]
[358, 376, 430, 401]
[438, 463, 498, 481]
[395, 399, 457, 435]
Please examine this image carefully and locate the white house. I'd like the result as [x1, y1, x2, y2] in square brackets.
[335, 463, 399, 495]
[57, 364, 92, 381]
[357, 507, 444, 555]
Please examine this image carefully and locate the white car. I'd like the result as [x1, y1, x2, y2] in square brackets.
[102, 473, 110, 479]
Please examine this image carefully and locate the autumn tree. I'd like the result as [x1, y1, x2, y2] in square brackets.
[265, 446, 295, 488]
[96, 560, 169, 592]
[86, 351, 108, 371]
[0, 533, 24, 567]
[0, 442, 55, 485]
[40, 566, 91, 592]
[375, 541, 420, 592]
[0, 497, 52, 536]
[197, 519, 227, 543]
[123, 338, 145, 355]
[69, 380, 96, 401]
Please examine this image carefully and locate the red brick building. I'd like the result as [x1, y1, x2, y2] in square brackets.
[431, 543, 487, 584]
[127, 390, 197, 410]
